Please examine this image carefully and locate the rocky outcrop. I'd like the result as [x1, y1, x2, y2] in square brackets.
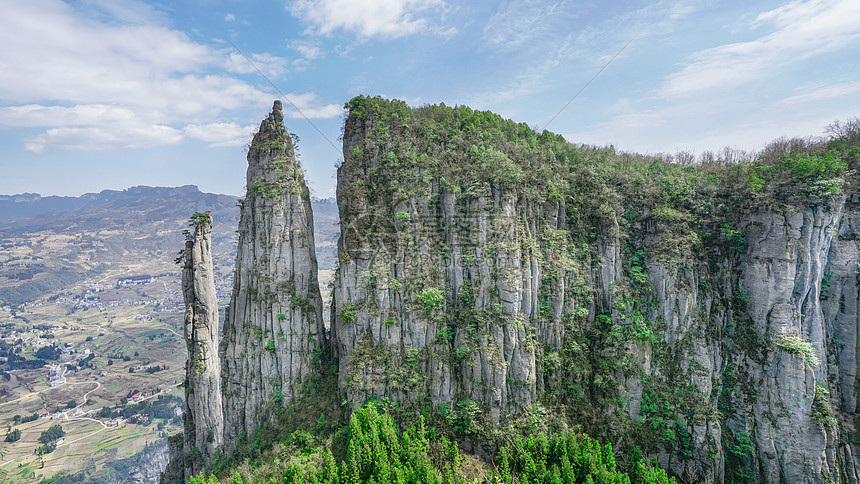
[163, 102, 324, 481]
[824, 194, 860, 484]
[728, 206, 843, 483]
[165, 97, 860, 484]
[110, 440, 172, 484]
[332, 99, 607, 425]
[219, 101, 325, 453]
[331, 97, 860, 483]
[333, 164, 547, 422]
[180, 211, 223, 477]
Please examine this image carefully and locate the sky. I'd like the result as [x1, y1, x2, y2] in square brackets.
[1, 0, 859, 198]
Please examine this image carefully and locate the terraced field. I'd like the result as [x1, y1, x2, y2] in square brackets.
[0, 303, 186, 482]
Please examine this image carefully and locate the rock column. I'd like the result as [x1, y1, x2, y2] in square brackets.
[181, 211, 223, 478]
[220, 101, 324, 453]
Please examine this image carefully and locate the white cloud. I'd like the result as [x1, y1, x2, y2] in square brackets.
[565, 83, 860, 158]
[661, 0, 860, 98]
[668, 3, 697, 20]
[75, 0, 165, 25]
[776, 82, 860, 106]
[564, 98, 727, 151]
[281, 93, 343, 119]
[0, 0, 341, 152]
[25, 124, 184, 153]
[0, 104, 137, 128]
[482, 0, 574, 52]
[225, 13, 236, 21]
[472, 0, 704, 121]
[289, 0, 450, 38]
[288, 40, 324, 71]
[290, 40, 324, 60]
[556, 1, 860, 160]
[184, 123, 256, 147]
[0, 3, 215, 106]
[223, 51, 290, 79]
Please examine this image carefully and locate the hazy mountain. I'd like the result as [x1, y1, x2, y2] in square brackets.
[0, 186, 339, 308]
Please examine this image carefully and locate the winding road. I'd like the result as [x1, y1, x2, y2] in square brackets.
[0, 379, 111, 469]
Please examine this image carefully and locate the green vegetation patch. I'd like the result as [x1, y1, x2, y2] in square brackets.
[775, 333, 820, 367]
[195, 400, 674, 484]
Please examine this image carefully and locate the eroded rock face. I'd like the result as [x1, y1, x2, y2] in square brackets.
[637, 203, 859, 483]
[181, 211, 223, 477]
[332, 172, 546, 422]
[824, 194, 860, 484]
[331, 98, 860, 483]
[219, 101, 324, 453]
[332, 103, 602, 425]
[113, 440, 171, 484]
[734, 206, 841, 483]
[165, 98, 860, 484]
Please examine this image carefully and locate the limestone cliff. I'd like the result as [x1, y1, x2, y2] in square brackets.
[331, 96, 860, 483]
[219, 101, 325, 453]
[181, 211, 222, 478]
[165, 97, 860, 484]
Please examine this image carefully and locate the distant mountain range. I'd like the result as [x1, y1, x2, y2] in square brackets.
[0, 186, 338, 307]
[0, 185, 230, 224]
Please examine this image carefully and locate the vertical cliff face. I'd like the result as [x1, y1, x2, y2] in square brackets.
[219, 101, 324, 453]
[331, 96, 860, 483]
[636, 203, 859, 483]
[332, 99, 605, 424]
[730, 206, 843, 482]
[181, 211, 223, 477]
[825, 194, 860, 483]
[333, 164, 550, 421]
[164, 97, 860, 483]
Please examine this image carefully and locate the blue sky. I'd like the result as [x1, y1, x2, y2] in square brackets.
[1, 0, 859, 198]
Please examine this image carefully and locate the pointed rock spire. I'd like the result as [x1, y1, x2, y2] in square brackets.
[180, 211, 223, 478]
[219, 101, 324, 454]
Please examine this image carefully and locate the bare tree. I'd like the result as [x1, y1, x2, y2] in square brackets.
[700, 150, 717, 167]
[825, 116, 860, 145]
[675, 150, 696, 166]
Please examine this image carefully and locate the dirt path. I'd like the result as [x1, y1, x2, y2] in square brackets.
[159, 325, 181, 338]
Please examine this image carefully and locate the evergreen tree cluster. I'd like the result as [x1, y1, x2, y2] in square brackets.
[192, 402, 674, 484]
[495, 432, 674, 484]
[38, 424, 65, 444]
[5, 428, 21, 442]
